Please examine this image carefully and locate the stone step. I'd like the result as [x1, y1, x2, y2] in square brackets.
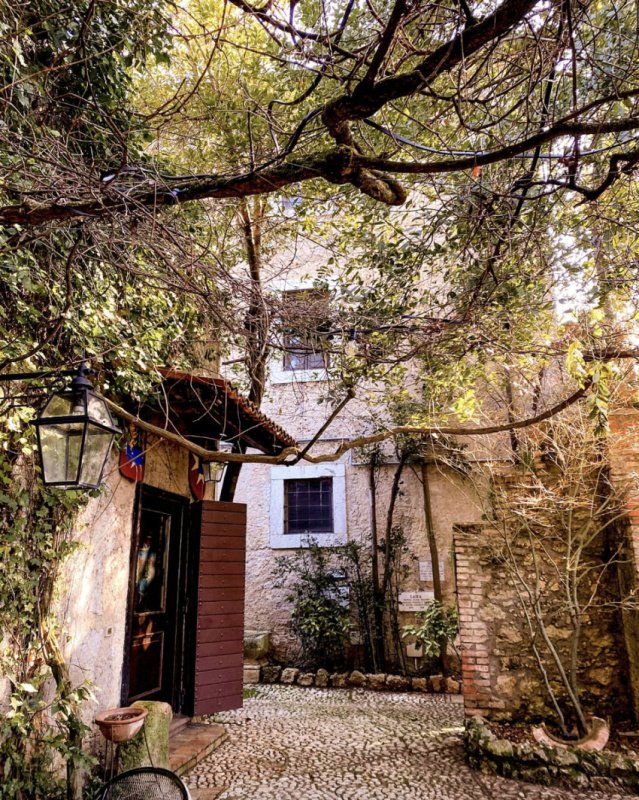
[170, 714, 191, 739]
[169, 722, 227, 777]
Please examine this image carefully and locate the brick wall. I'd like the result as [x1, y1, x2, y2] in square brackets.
[454, 534, 504, 717]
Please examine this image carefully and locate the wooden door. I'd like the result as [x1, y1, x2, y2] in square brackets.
[126, 487, 189, 709]
[187, 500, 247, 715]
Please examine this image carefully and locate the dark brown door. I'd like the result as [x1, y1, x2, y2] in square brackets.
[187, 500, 247, 716]
[126, 487, 189, 710]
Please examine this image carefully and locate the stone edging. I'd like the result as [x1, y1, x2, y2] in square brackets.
[465, 716, 639, 792]
[243, 665, 461, 693]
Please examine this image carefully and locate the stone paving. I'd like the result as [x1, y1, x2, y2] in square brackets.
[186, 685, 630, 800]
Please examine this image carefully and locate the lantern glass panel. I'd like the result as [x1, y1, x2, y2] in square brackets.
[87, 393, 114, 426]
[80, 424, 113, 486]
[204, 462, 224, 483]
[39, 421, 84, 484]
[41, 393, 75, 418]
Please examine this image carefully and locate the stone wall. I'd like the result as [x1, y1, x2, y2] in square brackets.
[236, 441, 484, 662]
[609, 406, 639, 721]
[244, 663, 460, 694]
[233, 245, 493, 664]
[454, 520, 631, 723]
[465, 716, 639, 792]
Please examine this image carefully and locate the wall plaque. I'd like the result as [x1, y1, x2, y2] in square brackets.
[398, 591, 434, 612]
[419, 559, 446, 582]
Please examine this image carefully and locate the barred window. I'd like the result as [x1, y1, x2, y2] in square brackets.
[284, 477, 334, 534]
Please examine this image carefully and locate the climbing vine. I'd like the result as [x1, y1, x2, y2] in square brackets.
[0, 412, 96, 799]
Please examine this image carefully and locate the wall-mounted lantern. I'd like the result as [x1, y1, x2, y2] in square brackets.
[32, 363, 120, 489]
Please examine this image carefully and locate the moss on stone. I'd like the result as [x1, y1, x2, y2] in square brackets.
[118, 701, 172, 772]
[464, 716, 639, 792]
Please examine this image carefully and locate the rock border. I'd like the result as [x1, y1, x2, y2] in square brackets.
[465, 715, 639, 792]
[243, 665, 461, 694]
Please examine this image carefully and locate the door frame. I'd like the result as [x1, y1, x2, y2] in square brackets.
[121, 484, 193, 712]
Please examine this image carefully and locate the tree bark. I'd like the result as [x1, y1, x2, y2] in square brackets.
[420, 462, 442, 602]
[369, 455, 385, 671]
[221, 198, 269, 501]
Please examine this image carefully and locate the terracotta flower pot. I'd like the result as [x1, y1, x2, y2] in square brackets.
[94, 706, 148, 743]
[532, 715, 610, 751]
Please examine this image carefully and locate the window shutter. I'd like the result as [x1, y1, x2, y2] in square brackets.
[190, 500, 247, 715]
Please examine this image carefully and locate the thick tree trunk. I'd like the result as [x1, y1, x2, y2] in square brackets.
[420, 462, 442, 602]
[221, 198, 268, 501]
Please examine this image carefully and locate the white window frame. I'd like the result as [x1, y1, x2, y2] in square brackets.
[269, 279, 329, 384]
[270, 463, 347, 549]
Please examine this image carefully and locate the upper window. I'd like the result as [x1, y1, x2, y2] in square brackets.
[281, 289, 330, 373]
[284, 477, 334, 534]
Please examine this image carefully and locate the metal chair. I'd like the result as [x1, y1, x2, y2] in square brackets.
[95, 767, 192, 800]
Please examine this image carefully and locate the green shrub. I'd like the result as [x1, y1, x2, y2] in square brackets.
[402, 600, 458, 660]
[273, 541, 352, 669]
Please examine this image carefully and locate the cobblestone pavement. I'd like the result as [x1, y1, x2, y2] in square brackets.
[186, 685, 629, 800]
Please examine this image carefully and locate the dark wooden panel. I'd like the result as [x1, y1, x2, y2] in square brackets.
[193, 501, 246, 717]
[202, 500, 247, 513]
[194, 666, 242, 685]
[198, 600, 245, 616]
[198, 587, 245, 602]
[195, 679, 242, 702]
[197, 639, 244, 658]
[199, 561, 245, 576]
[200, 535, 248, 549]
[201, 518, 247, 532]
[201, 509, 247, 525]
[197, 653, 243, 672]
[197, 625, 244, 645]
[199, 574, 245, 589]
[199, 548, 246, 564]
[200, 532, 246, 545]
[193, 694, 243, 714]
[197, 612, 244, 629]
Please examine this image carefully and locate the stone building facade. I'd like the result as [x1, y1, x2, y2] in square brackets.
[55, 435, 193, 722]
[232, 243, 488, 664]
[46, 372, 294, 732]
[231, 238, 639, 728]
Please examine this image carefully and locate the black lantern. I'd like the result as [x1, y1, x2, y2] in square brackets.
[34, 364, 120, 489]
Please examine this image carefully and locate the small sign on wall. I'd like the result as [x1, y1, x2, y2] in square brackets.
[398, 591, 434, 612]
[419, 559, 446, 583]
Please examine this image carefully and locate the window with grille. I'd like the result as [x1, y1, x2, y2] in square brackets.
[284, 477, 334, 534]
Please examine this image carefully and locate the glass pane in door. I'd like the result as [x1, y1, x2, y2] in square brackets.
[134, 509, 170, 614]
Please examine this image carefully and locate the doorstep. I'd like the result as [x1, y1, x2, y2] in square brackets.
[169, 721, 228, 777]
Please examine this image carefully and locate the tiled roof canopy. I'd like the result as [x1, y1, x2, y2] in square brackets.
[143, 368, 295, 455]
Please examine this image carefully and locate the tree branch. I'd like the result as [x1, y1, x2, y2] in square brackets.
[361, 0, 408, 86]
[5, 109, 639, 228]
[102, 380, 590, 467]
[357, 118, 639, 174]
[321, 0, 541, 140]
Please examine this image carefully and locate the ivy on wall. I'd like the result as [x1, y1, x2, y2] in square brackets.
[0, 413, 96, 799]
